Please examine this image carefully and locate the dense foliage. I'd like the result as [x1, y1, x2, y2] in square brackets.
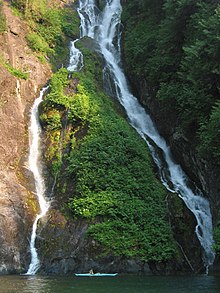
[122, 0, 220, 161]
[122, 0, 220, 253]
[39, 43, 177, 261]
[11, 0, 79, 68]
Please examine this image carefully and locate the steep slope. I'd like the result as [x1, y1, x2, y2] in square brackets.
[35, 22, 204, 275]
[0, 1, 51, 273]
[0, 0, 209, 275]
[121, 0, 220, 270]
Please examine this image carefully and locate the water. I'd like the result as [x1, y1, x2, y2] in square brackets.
[26, 87, 50, 275]
[67, 39, 84, 72]
[71, 0, 215, 269]
[1, 275, 220, 293]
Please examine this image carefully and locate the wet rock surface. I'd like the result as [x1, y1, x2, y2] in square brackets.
[0, 1, 51, 274]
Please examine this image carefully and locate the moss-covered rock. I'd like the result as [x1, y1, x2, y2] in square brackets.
[167, 194, 204, 273]
[35, 39, 201, 274]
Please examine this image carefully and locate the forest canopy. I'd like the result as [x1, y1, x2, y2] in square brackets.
[122, 0, 220, 162]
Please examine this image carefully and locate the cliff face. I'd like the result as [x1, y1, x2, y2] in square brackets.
[36, 209, 154, 275]
[121, 0, 220, 272]
[0, 0, 215, 275]
[120, 0, 220, 220]
[0, 1, 51, 274]
[136, 82, 220, 272]
[129, 78, 220, 221]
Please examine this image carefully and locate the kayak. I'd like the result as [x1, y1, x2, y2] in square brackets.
[75, 273, 118, 277]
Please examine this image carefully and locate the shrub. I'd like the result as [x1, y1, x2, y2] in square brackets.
[4, 62, 28, 79]
[26, 32, 52, 55]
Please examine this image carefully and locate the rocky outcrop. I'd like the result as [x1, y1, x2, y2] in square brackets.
[0, 1, 51, 274]
[37, 205, 201, 275]
[36, 209, 152, 275]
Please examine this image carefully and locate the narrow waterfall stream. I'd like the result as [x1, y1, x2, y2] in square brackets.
[69, 0, 215, 271]
[26, 87, 50, 275]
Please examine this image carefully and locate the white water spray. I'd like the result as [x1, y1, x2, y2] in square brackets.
[70, 0, 215, 270]
[67, 39, 84, 72]
[26, 87, 50, 275]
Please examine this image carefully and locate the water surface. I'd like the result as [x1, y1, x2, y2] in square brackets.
[0, 275, 220, 292]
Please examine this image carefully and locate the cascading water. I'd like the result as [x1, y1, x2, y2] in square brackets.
[25, 87, 50, 275]
[67, 39, 84, 72]
[70, 0, 215, 271]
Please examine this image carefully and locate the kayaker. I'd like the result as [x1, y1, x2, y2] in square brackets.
[89, 269, 94, 274]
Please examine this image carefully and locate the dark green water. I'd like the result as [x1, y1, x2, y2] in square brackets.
[0, 275, 220, 293]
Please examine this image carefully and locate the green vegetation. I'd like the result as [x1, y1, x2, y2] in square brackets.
[4, 62, 29, 79]
[0, 0, 6, 33]
[0, 54, 29, 79]
[26, 32, 52, 55]
[122, 0, 220, 162]
[122, 0, 220, 254]
[11, 0, 80, 68]
[39, 43, 177, 261]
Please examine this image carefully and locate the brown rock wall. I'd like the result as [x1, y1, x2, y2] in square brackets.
[0, 1, 51, 273]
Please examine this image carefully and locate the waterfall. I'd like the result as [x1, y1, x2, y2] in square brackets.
[25, 87, 50, 275]
[67, 39, 84, 72]
[70, 0, 215, 270]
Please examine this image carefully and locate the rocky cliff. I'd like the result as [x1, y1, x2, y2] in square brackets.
[0, 0, 213, 275]
[0, 1, 51, 273]
[121, 0, 220, 272]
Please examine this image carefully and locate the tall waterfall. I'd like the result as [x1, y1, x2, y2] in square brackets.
[26, 87, 50, 275]
[69, 0, 215, 270]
